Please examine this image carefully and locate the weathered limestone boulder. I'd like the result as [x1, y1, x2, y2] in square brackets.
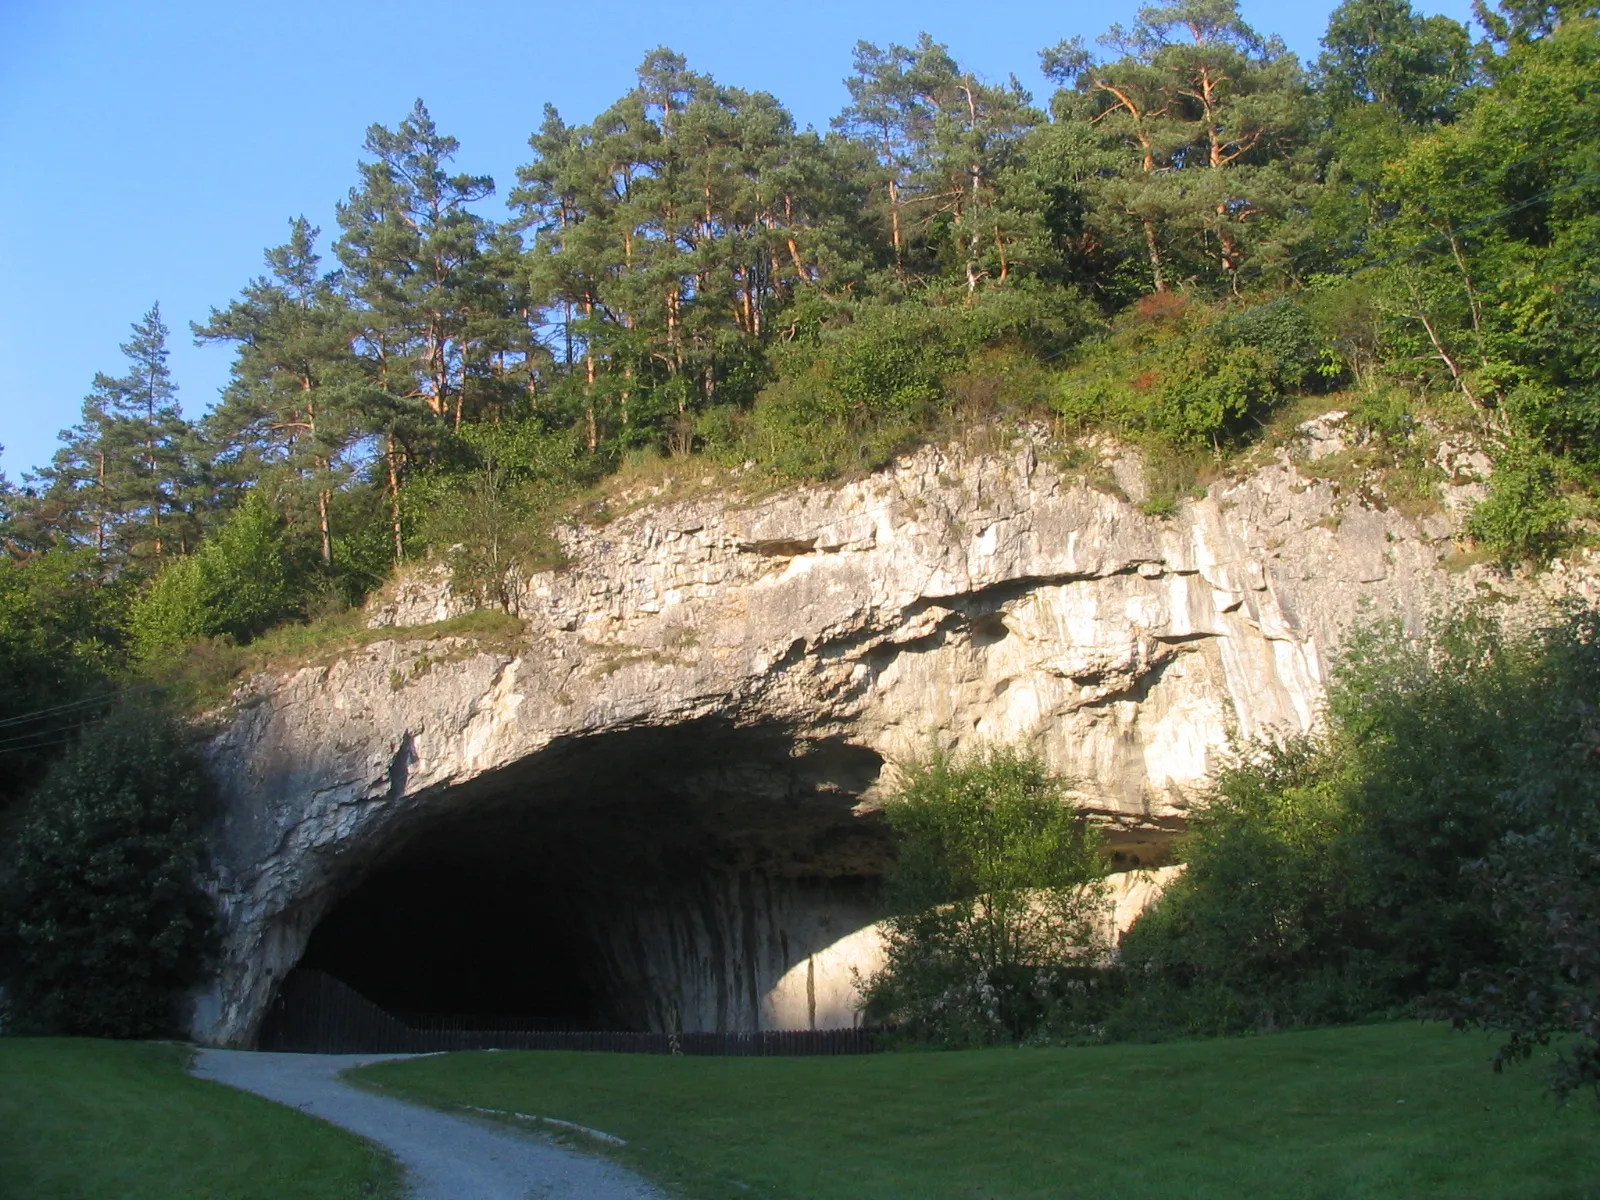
[192, 422, 1598, 1045]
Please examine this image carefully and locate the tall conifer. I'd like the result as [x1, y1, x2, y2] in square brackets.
[197, 218, 354, 566]
[36, 306, 193, 563]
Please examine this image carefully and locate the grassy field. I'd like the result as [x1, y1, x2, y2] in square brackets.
[354, 1022, 1599, 1200]
[0, 1038, 401, 1200]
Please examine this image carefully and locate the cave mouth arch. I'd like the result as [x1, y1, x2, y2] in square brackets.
[291, 719, 892, 1035]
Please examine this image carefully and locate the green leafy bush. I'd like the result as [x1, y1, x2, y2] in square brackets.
[860, 746, 1105, 1046]
[745, 287, 1097, 480]
[0, 550, 135, 811]
[1055, 298, 1338, 448]
[1, 704, 217, 1037]
[129, 492, 295, 657]
[1117, 739, 1381, 1036]
[1432, 606, 1600, 1097]
[1222, 301, 1328, 390]
[1119, 606, 1594, 1040]
[1467, 441, 1570, 562]
[405, 417, 594, 604]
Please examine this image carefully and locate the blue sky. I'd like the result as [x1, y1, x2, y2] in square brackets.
[0, 0, 1477, 479]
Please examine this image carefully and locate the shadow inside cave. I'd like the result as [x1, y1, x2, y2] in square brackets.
[286, 718, 892, 1037]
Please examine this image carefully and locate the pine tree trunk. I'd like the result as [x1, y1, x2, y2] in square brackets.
[95, 450, 106, 556]
[146, 384, 162, 557]
[787, 239, 808, 283]
[888, 178, 903, 268]
[584, 298, 598, 451]
[1144, 220, 1167, 293]
[318, 485, 333, 568]
[386, 436, 403, 565]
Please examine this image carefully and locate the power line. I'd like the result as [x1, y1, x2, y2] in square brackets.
[0, 732, 92, 758]
[0, 718, 108, 751]
[0, 680, 157, 732]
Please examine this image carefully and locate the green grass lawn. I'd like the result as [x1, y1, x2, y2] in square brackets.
[0, 1038, 401, 1200]
[354, 1022, 1600, 1200]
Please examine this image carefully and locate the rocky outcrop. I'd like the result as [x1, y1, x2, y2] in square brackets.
[192, 419, 1597, 1045]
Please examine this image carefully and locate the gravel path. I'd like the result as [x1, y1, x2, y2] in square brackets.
[193, 1049, 666, 1200]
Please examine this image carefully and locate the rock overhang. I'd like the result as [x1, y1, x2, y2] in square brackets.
[191, 429, 1598, 1044]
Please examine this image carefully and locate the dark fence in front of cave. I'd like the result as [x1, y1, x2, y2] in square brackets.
[256, 969, 888, 1056]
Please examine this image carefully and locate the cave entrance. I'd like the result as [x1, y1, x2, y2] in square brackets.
[289, 720, 891, 1036]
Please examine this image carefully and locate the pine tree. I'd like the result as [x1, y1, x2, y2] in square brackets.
[513, 50, 866, 453]
[336, 99, 496, 431]
[335, 100, 503, 560]
[35, 306, 194, 563]
[838, 36, 1040, 291]
[1044, 0, 1312, 293]
[196, 218, 355, 567]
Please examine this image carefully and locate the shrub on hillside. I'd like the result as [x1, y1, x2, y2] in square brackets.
[745, 287, 1098, 480]
[130, 492, 296, 657]
[860, 747, 1106, 1046]
[1468, 440, 1570, 562]
[1055, 298, 1340, 447]
[405, 418, 595, 605]
[1, 704, 217, 1037]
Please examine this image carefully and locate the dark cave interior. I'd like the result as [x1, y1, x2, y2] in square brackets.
[291, 719, 892, 1032]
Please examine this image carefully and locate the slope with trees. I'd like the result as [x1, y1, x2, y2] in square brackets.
[2, 0, 1598, 1053]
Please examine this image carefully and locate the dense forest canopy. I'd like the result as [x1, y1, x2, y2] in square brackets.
[1, 0, 1598, 809]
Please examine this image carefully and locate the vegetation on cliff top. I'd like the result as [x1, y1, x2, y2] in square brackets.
[1, 2, 1598, 1080]
[2, 3, 1596, 806]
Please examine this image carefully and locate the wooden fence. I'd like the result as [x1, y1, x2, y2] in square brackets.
[256, 969, 885, 1056]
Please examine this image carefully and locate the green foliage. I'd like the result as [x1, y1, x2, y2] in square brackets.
[861, 746, 1105, 1045]
[1467, 441, 1571, 561]
[1, 704, 217, 1037]
[744, 287, 1097, 481]
[1371, 18, 1600, 463]
[1117, 739, 1379, 1036]
[29, 305, 198, 564]
[1223, 301, 1329, 389]
[1316, 0, 1478, 125]
[129, 491, 296, 658]
[0, 550, 135, 811]
[1350, 386, 1419, 442]
[1055, 298, 1335, 447]
[406, 417, 595, 606]
[780, 303, 965, 426]
[1122, 606, 1600, 1044]
[1432, 605, 1600, 1098]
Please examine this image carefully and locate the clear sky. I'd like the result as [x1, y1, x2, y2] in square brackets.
[0, 0, 1477, 479]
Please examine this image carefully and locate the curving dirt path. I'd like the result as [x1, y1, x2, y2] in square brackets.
[194, 1049, 666, 1200]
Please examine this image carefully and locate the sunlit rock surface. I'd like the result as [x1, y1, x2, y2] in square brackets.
[192, 424, 1598, 1045]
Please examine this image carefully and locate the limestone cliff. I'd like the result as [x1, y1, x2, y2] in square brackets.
[192, 418, 1597, 1046]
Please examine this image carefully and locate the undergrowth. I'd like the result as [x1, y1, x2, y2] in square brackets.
[145, 608, 526, 713]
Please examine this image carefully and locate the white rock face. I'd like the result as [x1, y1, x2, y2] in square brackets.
[193, 427, 1595, 1046]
